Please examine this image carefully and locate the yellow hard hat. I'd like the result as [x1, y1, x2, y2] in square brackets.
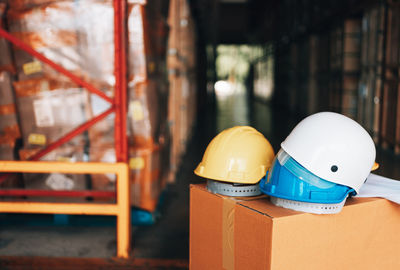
[194, 126, 275, 184]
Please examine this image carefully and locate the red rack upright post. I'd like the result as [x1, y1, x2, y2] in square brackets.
[114, 0, 128, 162]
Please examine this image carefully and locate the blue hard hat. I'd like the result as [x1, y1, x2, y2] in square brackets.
[259, 149, 355, 204]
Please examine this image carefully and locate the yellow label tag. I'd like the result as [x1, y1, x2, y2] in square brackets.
[129, 157, 145, 170]
[131, 101, 144, 121]
[23, 61, 42, 75]
[57, 156, 72, 163]
[28, 133, 47, 145]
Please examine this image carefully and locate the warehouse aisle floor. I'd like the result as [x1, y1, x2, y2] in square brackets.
[0, 88, 399, 268]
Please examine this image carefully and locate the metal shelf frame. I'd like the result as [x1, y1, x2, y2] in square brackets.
[0, 0, 132, 258]
[0, 0, 127, 190]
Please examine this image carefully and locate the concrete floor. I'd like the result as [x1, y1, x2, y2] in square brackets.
[0, 90, 399, 261]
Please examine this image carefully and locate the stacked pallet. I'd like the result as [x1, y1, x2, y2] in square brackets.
[0, 0, 174, 212]
[329, 19, 361, 120]
[273, 1, 400, 155]
[357, 5, 385, 143]
[89, 0, 171, 211]
[5, 0, 105, 196]
[167, 0, 197, 182]
[381, 3, 400, 153]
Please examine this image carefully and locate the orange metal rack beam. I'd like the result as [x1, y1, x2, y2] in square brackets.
[0, 161, 131, 258]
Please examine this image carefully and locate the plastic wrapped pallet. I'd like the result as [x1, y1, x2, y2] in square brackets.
[88, 1, 149, 148]
[76, 0, 115, 92]
[127, 4, 147, 84]
[7, 1, 82, 81]
[167, 0, 198, 182]
[127, 1, 168, 80]
[13, 78, 90, 149]
[7, 0, 115, 92]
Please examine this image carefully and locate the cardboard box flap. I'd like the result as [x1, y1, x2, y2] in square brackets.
[192, 183, 385, 219]
[238, 198, 303, 218]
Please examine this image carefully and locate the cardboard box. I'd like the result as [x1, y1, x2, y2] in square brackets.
[190, 184, 400, 270]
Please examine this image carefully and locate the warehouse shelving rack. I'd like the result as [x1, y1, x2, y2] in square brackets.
[0, 0, 132, 258]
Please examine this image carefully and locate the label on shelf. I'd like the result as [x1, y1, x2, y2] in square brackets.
[56, 156, 75, 163]
[28, 133, 47, 145]
[33, 99, 55, 127]
[130, 100, 144, 121]
[23, 61, 42, 75]
[129, 157, 145, 170]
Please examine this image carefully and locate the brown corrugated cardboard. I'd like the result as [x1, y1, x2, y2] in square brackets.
[129, 145, 162, 212]
[128, 80, 160, 148]
[190, 184, 400, 270]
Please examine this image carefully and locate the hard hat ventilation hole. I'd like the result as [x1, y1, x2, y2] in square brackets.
[331, 165, 338, 172]
[270, 196, 347, 214]
[206, 180, 262, 197]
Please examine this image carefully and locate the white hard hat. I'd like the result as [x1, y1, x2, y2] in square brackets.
[281, 112, 376, 193]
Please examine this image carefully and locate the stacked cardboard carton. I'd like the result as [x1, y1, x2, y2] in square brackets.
[329, 19, 361, 120]
[88, 0, 171, 211]
[380, 3, 400, 154]
[273, 2, 400, 155]
[357, 5, 385, 144]
[4, 0, 93, 193]
[167, 0, 197, 182]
